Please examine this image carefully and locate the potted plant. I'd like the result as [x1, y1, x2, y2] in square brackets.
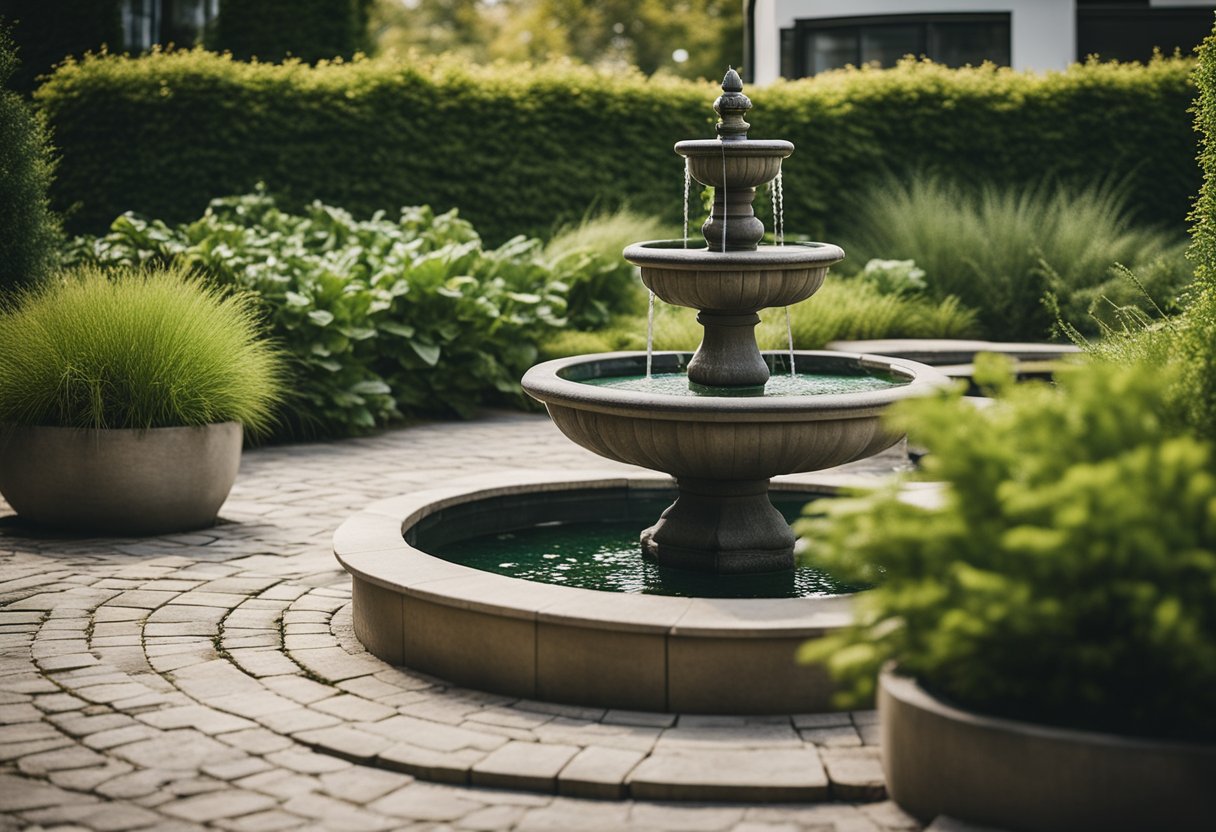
[0, 265, 284, 535]
[797, 356, 1216, 832]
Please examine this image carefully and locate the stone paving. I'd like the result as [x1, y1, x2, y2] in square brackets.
[0, 411, 925, 831]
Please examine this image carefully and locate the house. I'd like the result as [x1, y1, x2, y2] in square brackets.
[120, 0, 219, 50]
[745, 0, 1216, 84]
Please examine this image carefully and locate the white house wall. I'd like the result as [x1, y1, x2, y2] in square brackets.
[752, 0, 1075, 85]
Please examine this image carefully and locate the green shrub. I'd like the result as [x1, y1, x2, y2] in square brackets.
[0, 265, 284, 433]
[210, 0, 371, 63]
[36, 51, 1198, 243]
[797, 358, 1216, 740]
[1182, 21, 1216, 438]
[0, 27, 60, 292]
[857, 259, 926, 296]
[841, 173, 1191, 340]
[543, 208, 672, 328]
[1077, 19, 1216, 440]
[64, 190, 632, 436]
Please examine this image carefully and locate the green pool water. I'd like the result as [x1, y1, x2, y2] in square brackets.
[431, 498, 864, 599]
[584, 370, 904, 398]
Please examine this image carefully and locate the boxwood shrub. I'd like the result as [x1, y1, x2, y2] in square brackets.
[798, 357, 1216, 741]
[37, 50, 1198, 243]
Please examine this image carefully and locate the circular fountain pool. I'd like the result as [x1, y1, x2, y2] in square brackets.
[333, 470, 932, 714]
[428, 490, 863, 598]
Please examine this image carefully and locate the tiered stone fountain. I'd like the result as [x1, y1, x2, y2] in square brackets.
[336, 72, 949, 714]
[522, 69, 946, 575]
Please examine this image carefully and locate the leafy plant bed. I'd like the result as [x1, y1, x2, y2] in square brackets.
[66, 191, 637, 438]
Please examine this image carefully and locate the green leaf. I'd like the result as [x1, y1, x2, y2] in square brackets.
[350, 379, 392, 395]
[409, 341, 441, 366]
[379, 321, 415, 338]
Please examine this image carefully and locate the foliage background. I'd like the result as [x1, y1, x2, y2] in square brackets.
[37, 51, 1199, 248]
[369, 0, 742, 82]
[64, 191, 632, 438]
[0, 26, 59, 293]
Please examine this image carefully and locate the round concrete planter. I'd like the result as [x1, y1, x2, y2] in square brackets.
[880, 670, 1216, 831]
[0, 422, 243, 535]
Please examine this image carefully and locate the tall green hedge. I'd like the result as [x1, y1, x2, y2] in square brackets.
[1181, 22, 1216, 436]
[210, 0, 370, 63]
[37, 50, 1198, 242]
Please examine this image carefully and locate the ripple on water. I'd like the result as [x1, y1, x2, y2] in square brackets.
[583, 370, 905, 398]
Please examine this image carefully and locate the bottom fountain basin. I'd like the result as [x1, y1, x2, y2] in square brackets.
[334, 470, 902, 714]
[522, 351, 949, 574]
[521, 351, 948, 481]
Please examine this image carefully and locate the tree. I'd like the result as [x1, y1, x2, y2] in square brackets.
[370, 0, 742, 80]
[0, 25, 60, 291]
[0, 0, 122, 93]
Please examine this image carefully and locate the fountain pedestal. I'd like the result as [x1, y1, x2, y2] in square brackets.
[642, 477, 796, 573]
[688, 312, 768, 389]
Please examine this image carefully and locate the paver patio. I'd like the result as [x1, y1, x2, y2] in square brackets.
[0, 411, 928, 831]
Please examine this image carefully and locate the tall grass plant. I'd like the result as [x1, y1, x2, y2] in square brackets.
[0, 265, 284, 433]
[543, 208, 674, 326]
[841, 174, 1191, 340]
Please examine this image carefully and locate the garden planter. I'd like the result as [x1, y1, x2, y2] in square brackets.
[879, 669, 1216, 832]
[0, 422, 242, 535]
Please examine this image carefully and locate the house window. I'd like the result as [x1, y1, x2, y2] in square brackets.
[121, 0, 161, 50]
[120, 0, 219, 51]
[1077, 4, 1215, 62]
[783, 14, 1012, 78]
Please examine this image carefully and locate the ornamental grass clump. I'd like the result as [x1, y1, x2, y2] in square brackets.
[798, 357, 1216, 741]
[841, 173, 1191, 340]
[0, 265, 284, 433]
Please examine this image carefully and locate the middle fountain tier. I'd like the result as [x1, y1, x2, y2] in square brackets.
[522, 70, 950, 575]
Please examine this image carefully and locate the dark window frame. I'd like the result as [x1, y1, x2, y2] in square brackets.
[789, 12, 1012, 78]
[1076, 5, 1216, 61]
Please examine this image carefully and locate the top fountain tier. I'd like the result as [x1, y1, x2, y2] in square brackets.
[623, 68, 844, 388]
[675, 68, 793, 251]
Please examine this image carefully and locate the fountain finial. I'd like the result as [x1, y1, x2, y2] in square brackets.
[714, 67, 751, 141]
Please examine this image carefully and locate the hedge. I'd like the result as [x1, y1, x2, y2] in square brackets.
[1180, 22, 1216, 437]
[38, 50, 1199, 242]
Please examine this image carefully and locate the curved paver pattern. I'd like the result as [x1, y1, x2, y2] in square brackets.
[0, 412, 922, 831]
